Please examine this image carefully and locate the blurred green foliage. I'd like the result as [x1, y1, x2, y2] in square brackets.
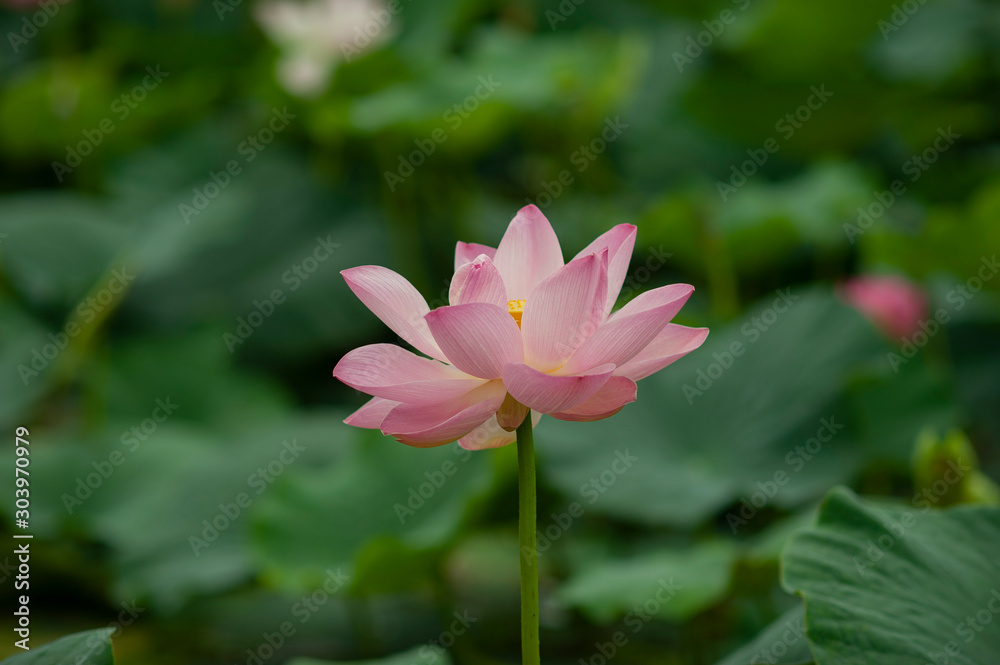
[0, 0, 999, 663]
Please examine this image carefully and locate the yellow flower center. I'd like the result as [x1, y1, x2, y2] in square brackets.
[508, 299, 526, 327]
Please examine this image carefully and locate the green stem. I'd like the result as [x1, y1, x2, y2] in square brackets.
[516, 415, 540, 665]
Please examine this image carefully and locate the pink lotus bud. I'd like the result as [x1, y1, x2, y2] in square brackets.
[838, 275, 928, 339]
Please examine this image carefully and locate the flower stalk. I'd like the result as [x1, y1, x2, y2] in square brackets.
[516, 414, 540, 665]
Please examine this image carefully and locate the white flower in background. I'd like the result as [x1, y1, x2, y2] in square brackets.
[255, 0, 397, 98]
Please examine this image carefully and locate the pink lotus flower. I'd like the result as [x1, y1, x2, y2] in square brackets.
[838, 274, 927, 340]
[333, 205, 708, 450]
